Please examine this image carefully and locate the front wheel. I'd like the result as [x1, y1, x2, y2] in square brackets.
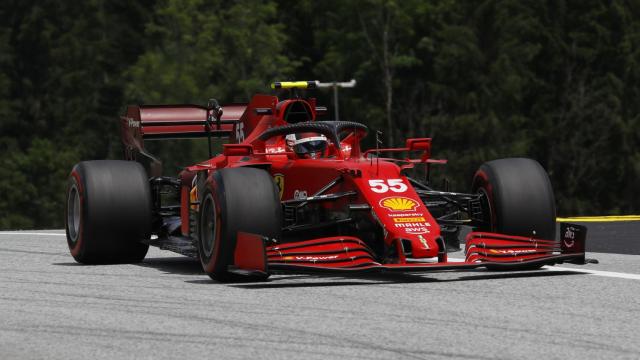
[471, 158, 556, 241]
[197, 167, 282, 282]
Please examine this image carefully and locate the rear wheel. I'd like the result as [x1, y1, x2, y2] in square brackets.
[65, 160, 151, 264]
[472, 158, 556, 240]
[197, 167, 281, 282]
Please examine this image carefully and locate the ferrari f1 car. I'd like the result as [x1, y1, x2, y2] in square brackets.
[65, 81, 594, 281]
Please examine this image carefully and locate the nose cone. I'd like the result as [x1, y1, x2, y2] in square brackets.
[403, 235, 440, 258]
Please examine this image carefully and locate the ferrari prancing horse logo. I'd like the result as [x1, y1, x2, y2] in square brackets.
[273, 174, 284, 199]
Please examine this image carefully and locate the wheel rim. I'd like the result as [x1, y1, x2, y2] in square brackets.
[200, 194, 217, 258]
[476, 187, 495, 231]
[67, 184, 81, 243]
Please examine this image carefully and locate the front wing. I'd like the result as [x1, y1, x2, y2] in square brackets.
[231, 223, 591, 276]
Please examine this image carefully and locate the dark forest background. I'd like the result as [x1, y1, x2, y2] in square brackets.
[1, 0, 639, 229]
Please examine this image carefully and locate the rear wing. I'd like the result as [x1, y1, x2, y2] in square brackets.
[121, 103, 245, 141]
[120, 103, 246, 175]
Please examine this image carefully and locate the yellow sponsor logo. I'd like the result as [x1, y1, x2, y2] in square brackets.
[379, 197, 419, 211]
[273, 173, 284, 199]
[189, 186, 198, 210]
[393, 217, 426, 223]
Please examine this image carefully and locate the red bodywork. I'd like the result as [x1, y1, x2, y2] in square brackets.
[121, 93, 587, 276]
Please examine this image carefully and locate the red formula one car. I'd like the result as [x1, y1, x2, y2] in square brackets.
[65, 81, 593, 281]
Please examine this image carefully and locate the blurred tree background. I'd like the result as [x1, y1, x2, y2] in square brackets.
[0, 0, 638, 229]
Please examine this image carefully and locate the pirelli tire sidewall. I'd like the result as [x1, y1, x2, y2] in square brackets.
[197, 182, 228, 276]
[65, 160, 151, 264]
[197, 167, 282, 282]
[66, 169, 87, 260]
[472, 157, 556, 241]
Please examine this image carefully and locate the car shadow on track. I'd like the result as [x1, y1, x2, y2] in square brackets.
[137, 256, 204, 275]
[52, 256, 205, 275]
[52, 262, 84, 266]
[228, 270, 585, 289]
[72, 255, 587, 287]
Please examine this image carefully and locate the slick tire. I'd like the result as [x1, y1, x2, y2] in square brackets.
[198, 167, 281, 282]
[66, 160, 151, 264]
[472, 158, 556, 241]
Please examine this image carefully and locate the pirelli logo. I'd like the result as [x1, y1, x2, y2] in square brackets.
[393, 217, 426, 223]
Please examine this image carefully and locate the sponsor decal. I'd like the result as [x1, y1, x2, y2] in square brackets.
[273, 174, 284, 199]
[393, 217, 426, 223]
[368, 179, 408, 193]
[379, 197, 419, 211]
[563, 227, 575, 248]
[418, 235, 430, 249]
[394, 222, 430, 234]
[394, 222, 426, 228]
[125, 117, 140, 128]
[293, 190, 308, 200]
[489, 249, 538, 255]
[387, 212, 422, 217]
[266, 146, 286, 154]
[284, 255, 339, 261]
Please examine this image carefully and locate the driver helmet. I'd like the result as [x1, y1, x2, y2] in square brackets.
[285, 133, 328, 158]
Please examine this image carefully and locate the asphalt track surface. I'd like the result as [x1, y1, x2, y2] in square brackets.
[1, 223, 639, 360]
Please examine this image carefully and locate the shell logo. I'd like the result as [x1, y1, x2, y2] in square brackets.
[379, 197, 419, 211]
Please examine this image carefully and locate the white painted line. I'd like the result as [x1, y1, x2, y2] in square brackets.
[0, 232, 66, 236]
[450, 257, 640, 280]
[544, 266, 640, 280]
